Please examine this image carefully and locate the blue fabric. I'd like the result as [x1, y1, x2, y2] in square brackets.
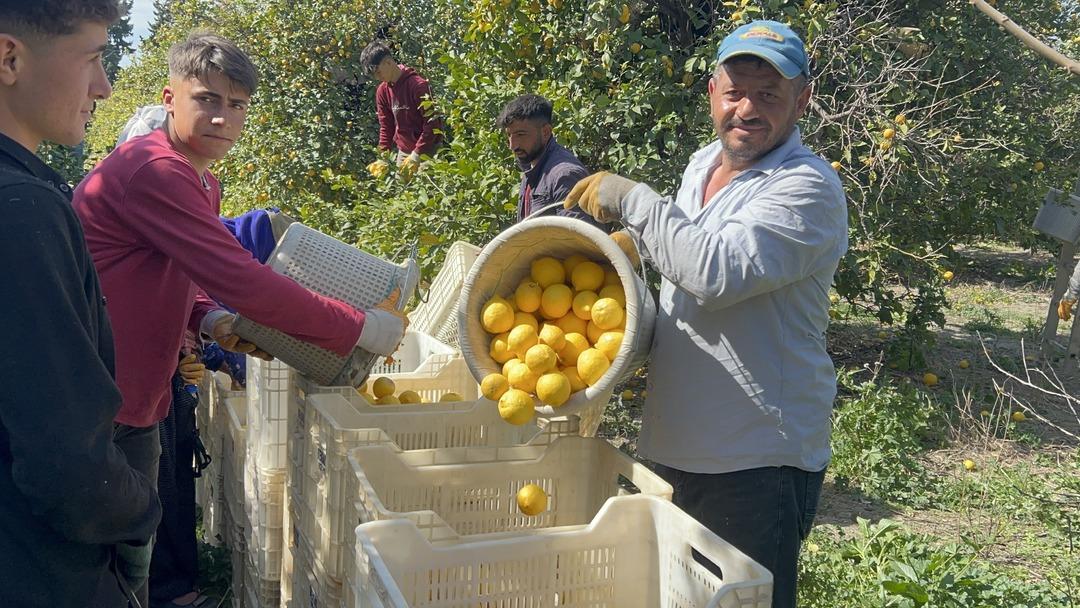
[218, 208, 280, 263]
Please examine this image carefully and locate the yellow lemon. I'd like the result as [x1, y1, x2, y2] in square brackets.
[499, 389, 536, 426]
[440, 392, 463, 402]
[481, 373, 510, 401]
[556, 312, 589, 336]
[603, 267, 620, 286]
[559, 332, 590, 366]
[562, 253, 588, 276]
[620, 389, 633, 400]
[375, 394, 400, 405]
[507, 362, 539, 393]
[481, 297, 514, 333]
[923, 372, 939, 387]
[598, 284, 626, 308]
[507, 324, 539, 357]
[591, 297, 624, 330]
[958, 359, 970, 369]
[883, 127, 896, 140]
[356, 391, 374, 404]
[372, 377, 396, 398]
[561, 366, 587, 391]
[516, 483, 548, 514]
[586, 321, 604, 345]
[531, 256, 565, 288]
[831, 161, 842, 171]
[571, 261, 605, 292]
[538, 323, 566, 351]
[1011, 411, 1026, 422]
[577, 349, 611, 386]
[536, 372, 571, 406]
[489, 332, 515, 364]
[942, 270, 954, 281]
[514, 281, 543, 313]
[514, 311, 539, 331]
[963, 459, 976, 471]
[572, 290, 599, 320]
[502, 357, 521, 377]
[398, 390, 422, 404]
[594, 331, 623, 361]
[525, 343, 558, 373]
[540, 284, 574, 319]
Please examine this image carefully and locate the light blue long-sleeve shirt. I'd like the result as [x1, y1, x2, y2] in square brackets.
[621, 128, 848, 474]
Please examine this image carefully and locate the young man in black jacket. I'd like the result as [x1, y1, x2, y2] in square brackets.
[0, 2, 162, 607]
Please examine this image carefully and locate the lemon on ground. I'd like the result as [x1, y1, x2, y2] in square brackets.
[502, 357, 521, 377]
[531, 256, 566, 288]
[481, 297, 514, 333]
[372, 377, 396, 398]
[561, 366, 587, 391]
[577, 348, 611, 386]
[942, 270, 954, 281]
[598, 284, 626, 308]
[571, 261, 605, 292]
[963, 459, 976, 471]
[440, 392, 463, 402]
[591, 297, 624, 330]
[514, 281, 543, 313]
[536, 372, 571, 406]
[958, 359, 970, 369]
[525, 343, 558, 373]
[516, 483, 548, 515]
[499, 389, 535, 426]
[1011, 411, 1026, 422]
[538, 323, 566, 351]
[572, 290, 599, 320]
[508, 324, 539, 357]
[923, 372, 939, 387]
[375, 394, 400, 405]
[562, 253, 588, 276]
[556, 312, 589, 336]
[398, 390, 422, 404]
[507, 362, 539, 393]
[489, 332, 515, 363]
[594, 330, 623, 361]
[620, 389, 633, 400]
[540, 284, 573, 319]
[514, 311, 539, 331]
[481, 373, 510, 401]
[603, 267, 620, 286]
[559, 332, 590, 366]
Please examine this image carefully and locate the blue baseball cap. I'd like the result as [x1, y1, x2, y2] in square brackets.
[715, 20, 810, 79]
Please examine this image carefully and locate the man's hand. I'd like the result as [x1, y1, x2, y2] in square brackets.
[1059, 298, 1075, 322]
[610, 230, 641, 269]
[367, 159, 389, 179]
[563, 171, 640, 223]
[178, 353, 206, 385]
[399, 152, 421, 183]
[211, 314, 273, 360]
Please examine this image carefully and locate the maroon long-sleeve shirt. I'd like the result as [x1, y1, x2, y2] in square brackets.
[73, 129, 365, 427]
[375, 65, 443, 155]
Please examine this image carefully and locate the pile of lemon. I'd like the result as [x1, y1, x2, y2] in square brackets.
[479, 255, 627, 426]
[357, 376, 462, 405]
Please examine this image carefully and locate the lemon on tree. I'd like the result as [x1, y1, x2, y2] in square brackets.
[591, 297, 624, 330]
[481, 373, 510, 400]
[516, 483, 548, 515]
[482, 296, 515, 333]
[531, 256, 565, 287]
[536, 372, 571, 406]
[524, 343, 558, 374]
[499, 389, 536, 426]
[577, 348, 611, 386]
[514, 280, 542, 313]
[572, 290, 598, 320]
[540, 283, 573, 319]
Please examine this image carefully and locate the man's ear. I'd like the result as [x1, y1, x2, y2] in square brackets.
[795, 81, 812, 119]
[542, 123, 553, 142]
[0, 34, 25, 87]
[162, 85, 175, 112]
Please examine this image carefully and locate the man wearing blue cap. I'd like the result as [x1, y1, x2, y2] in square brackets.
[566, 20, 848, 607]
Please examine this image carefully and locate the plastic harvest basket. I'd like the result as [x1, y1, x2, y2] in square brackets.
[407, 241, 481, 347]
[233, 223, 420, 387]
[351, 494, 773, 608]
[1033, 188, 1080, 244]
[458, 216, 657, 422]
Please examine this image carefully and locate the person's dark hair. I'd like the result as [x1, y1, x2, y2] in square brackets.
[169, 31, 259, 95]
[0, 0, 121, 39]
[495, 94, 554, 130]
[360, 40, 394, 74]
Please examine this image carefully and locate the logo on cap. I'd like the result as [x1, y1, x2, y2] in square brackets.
[740, 26, 784, 43]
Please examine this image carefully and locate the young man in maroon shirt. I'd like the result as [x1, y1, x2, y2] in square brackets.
[73, 32, 405, 606]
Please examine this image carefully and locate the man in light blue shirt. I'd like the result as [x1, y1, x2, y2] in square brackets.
[566, 21, 847, 607]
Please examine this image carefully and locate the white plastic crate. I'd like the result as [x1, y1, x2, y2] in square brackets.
[1033, 188, 1080, 243]
[244, 460, 285, 582]
[222, 395, 248, 529]
[244, 553, 282, 608]
[281, 485, 295, 605]
[232, 223, 420, 387]
[407, 241, 481, 347]
[351, 495, 773, 608]
[247, 358, 292, 471]
[369, 331, 455, 375]
[291, 519, 344, 608]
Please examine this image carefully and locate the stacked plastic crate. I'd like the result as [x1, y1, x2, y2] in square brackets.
[220, 382, 249, 607]
[195, 371, 234, 546]
[406, 241, 481, 348]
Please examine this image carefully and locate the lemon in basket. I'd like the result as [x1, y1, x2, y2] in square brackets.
[577, 349, 611, 386]
[372, 377, 396, 399]
[555, 312, 588, 337]
[502, 358, 520, 377]
[481, 373, 510, 401]
[398, 390, 422, 404]
[591, 297, 624, 330]
[440, 392, 463, 402]
[571, 260, 605, 292]
[603, 267, 621, 286]
[559, 332, 590, 366]
[507, 362, 539, 393]
[524, 343, 558, 374]
[499, 389, 536, 426]
[375, 394, 400, 405]
[561, 366, 587, 391]
[507, 324, 539, 357]
[538, 323, 566, 351]
[594, 331, 623, 362]
[536, 372, 571, 407]
[572, 290, 598, 321]
[562, 253, 588, 276]
[531, 256, 565, 288]
[540, 284, 573, 319]
[514, 281, 543, 313]
[489, 332, 515, 364]
[517, 483, 548, 516]
[513, 311, 539, 331]
[599, 284, 626, 308]
[482, 296, 515, 333]
[586, 320, 604, 345]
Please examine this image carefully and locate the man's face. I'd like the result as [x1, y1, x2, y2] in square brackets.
[371, 57, 396, 83]
[708, 59, 810, 164]
[505, 119, 551, 165]
[163, 70, 249, 167]
[0, 21, 112, 149]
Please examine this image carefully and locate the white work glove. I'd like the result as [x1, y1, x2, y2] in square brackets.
[563, 171, 641, 224]
[204, 311, 273, 360]
[356, 308, 407, 355]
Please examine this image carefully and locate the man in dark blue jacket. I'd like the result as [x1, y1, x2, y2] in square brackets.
[0, 2, 161, 607]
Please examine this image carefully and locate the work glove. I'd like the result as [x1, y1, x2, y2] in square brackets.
[367, 159, 389, 179]
[610, 230, 641, 269]
[178, 353, 206, 385]
[356, 288, 409, 356]
[210, 314, 274, 360]
[563, 171, 640, 224]
[1059, 298, 1075, 322]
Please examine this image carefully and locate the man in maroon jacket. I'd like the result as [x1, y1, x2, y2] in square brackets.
[360, 40, 442, 176]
